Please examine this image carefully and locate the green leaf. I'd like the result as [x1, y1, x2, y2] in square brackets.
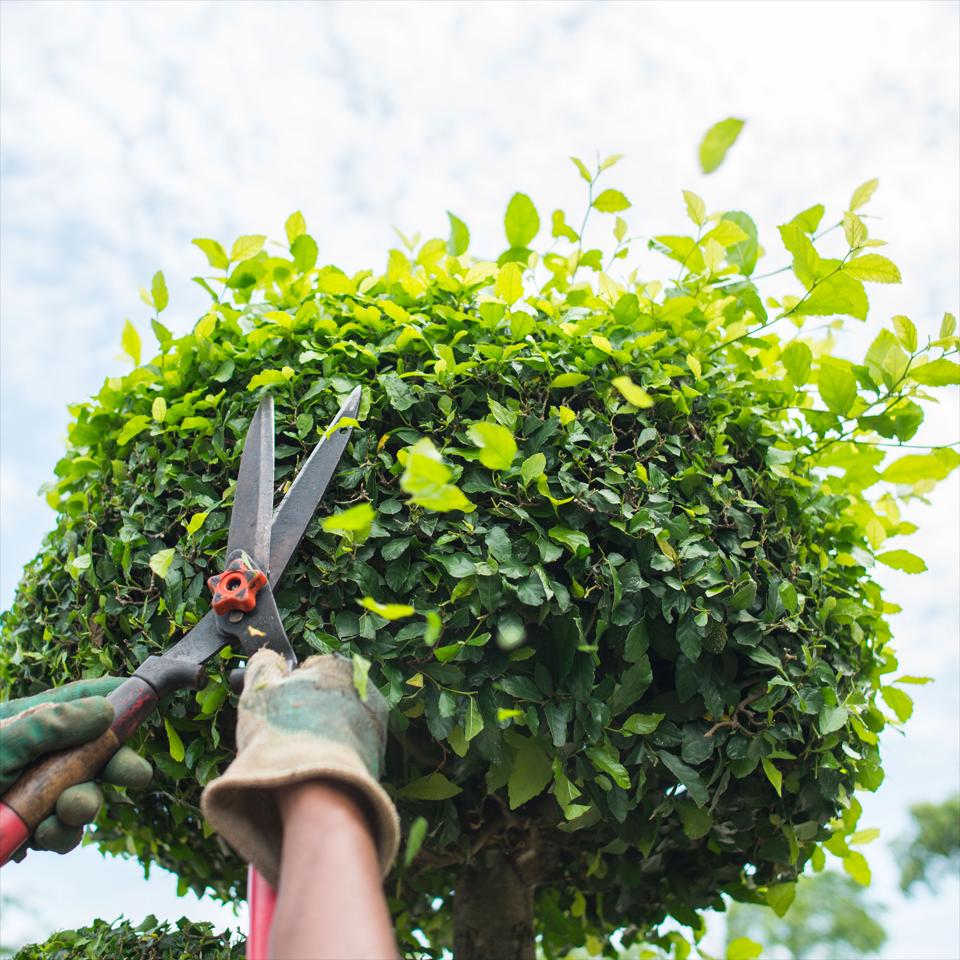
[322, 502, 375, 539]
[191, 238, 228, 270]
[446, 211, 470, 256]
[876, 550, 927, 574]
[910, 358, 960, 386]
[761, 756, 783, 797]
[121, 320, 141, 367]
[892, 314, 917, 351]
[658, 751, 708, 807]
[247, 368, 293, 391]
[151, 397, 167, 422]
[195, 680, 227, 716]
[184, 512, 208, 536]
[586, 745, 631, 790]
[148, 548, 175, 580]
[550, 372, 590, 388]
[682, 190, 706, 227]
[151, 271, 169, 313]
[842, 211, 867, 249]
[570, 156, 593, 183]
[592, 189, 631, 214]
[843, 850, 872, 885]
[598, 153, 623, 172]
[880, 686, 914, 722]
[894, 675, 933, 685]
[881, 449, 959, 484]
[698, 117, 745, 174]
[230, 234, 266, 261]
[508, 738, 552, 809]
[403, 816, 428, 867]
[845, 253, 901, 284]
[291, 235, 318, 273]
[285, 211, 306, 245]
[399, 772, 462, 800]
[724, 211, 759, 275]
[677, 801, 712, 839]
[727, 936, 763, 960]
[467, 421, 517, 470]
[611, 376, 654, 408]
[495, 262, 524, 305]
[819, 704, 849, 735]
[818, 357, 858, 415]
[765, 882, 796, 918]
[352, 652, 371, 701]
[849, 177, 879, 212]
[66, 553, 92, 579]
[940, 312, 957, 338]
[782, 341, 812, 386]
[621, 712, 664, 735]
[520, 453, 546, 487]
[730, 577, 757, 612]
[400, 438, 476, 513]
[504, 193, 540, 248]
[549, 526, 591, 557]
[117, 414, 151, 447]
[464, 697, 484, 742]
[164, 718, 185, 763]
[359, 597, 416, 620]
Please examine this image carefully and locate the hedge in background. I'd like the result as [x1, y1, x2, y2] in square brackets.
[2, 137, 957, 957]
[11, 916, 243, 960]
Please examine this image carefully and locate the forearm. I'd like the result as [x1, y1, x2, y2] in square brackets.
[270, 780, 398, 960]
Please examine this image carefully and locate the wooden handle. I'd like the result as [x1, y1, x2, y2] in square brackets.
[0, 676, 159, 862]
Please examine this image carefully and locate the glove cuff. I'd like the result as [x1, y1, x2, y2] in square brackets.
[200, 736, 399, 888]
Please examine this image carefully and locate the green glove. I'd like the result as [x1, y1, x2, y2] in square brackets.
[0, 678, 153, 856]
[202, 650, 400, 887]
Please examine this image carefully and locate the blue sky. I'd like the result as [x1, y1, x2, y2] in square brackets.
[1, 1, 957, 956]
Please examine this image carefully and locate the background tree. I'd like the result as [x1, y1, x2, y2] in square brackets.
[896, 793, 960, 894]
[2, 125, 957, 958]
[724, 871, 887, 960]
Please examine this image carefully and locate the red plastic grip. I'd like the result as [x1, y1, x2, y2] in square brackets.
[246, 864, 277, 960]
[0, 801, 31, 866]
[207, 558, 267, 615]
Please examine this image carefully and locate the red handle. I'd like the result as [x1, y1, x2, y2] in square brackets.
[247, 864, 277, 960]
[208, 558, 268, 615]
[0, 803, 31, 865]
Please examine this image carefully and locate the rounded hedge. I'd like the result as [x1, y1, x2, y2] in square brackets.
[3, 160, 953, 955]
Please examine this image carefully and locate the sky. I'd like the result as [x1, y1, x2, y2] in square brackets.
[0, 0, 958, 956]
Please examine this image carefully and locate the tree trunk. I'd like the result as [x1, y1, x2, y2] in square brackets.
[453, 847, 536, 960]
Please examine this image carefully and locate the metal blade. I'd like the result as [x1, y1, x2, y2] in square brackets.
[269, 386, 360, 580]
[227, 394, 275, 571]
[159, 610, 226, 665]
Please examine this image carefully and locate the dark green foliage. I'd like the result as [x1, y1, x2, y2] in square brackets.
[11, 916, 242, 959]
[2, 151, 956, 954]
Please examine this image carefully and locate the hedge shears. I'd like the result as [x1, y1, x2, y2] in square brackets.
[0, 385, 361, 959]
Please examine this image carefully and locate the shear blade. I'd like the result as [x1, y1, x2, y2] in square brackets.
[227, 394, 275, 571]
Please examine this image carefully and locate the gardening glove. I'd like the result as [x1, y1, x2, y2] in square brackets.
[0, 677, 153, 857]
[201, 649, 400, 888]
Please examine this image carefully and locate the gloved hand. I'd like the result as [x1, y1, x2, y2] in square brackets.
[0, 677, 153, 857]
[201, 650, 399, 887]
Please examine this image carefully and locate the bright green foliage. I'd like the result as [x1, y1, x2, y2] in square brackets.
[10, 916, 243, 959]
[699, 118, 745, 173]
[1, 137, 958, 957]
[725, 871, 887, 960]
[896, 793, 960, 894]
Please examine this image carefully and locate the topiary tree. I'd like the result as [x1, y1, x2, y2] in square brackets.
[2, 127, 958, 958]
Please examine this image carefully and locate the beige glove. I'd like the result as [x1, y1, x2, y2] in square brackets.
[201, 650, 399, 887]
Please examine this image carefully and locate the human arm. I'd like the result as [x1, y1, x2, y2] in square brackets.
[271, 780, 397, 959]
[0, 678, 152, 856]
[201, 651, 400, 959]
